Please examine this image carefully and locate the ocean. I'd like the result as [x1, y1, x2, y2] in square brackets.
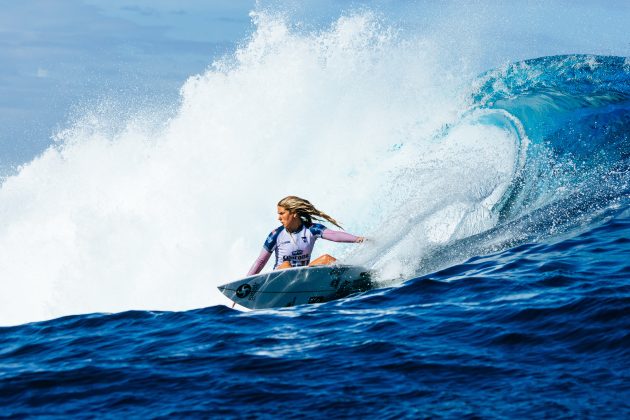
[0, 4, 629, 418]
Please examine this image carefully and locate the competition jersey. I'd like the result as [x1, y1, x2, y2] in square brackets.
[263, 223, 326, 268]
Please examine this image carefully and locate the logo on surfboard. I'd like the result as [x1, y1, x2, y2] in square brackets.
[236, 284, 252, 298]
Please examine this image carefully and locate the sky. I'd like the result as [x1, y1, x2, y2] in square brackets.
[1, 0, 629, 173]
[0, 0, 256, 170]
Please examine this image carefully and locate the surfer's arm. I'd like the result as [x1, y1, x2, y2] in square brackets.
[247, 249, 272, 276]
[322, 229, 365, 243]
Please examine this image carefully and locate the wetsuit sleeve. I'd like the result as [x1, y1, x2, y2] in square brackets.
[248, 227, 281, 276]
[321, 229, 360, 243]
[247, 249, 272, 276]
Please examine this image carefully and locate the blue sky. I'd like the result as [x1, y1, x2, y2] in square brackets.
[1, 0, 629, 173]
[0, 0, 255, 169]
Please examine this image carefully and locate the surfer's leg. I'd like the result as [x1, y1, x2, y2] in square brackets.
[276, 261, 292, 270]
[308, 254, 337, 266]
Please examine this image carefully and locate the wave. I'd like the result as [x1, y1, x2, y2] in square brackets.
[361, 54, 630, 281]
[0, 11, 628, 326]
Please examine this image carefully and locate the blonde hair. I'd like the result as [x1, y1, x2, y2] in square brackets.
[278, 196, 343, 229]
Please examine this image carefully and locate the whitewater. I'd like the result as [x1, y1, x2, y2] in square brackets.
[0, 12, 522, 326]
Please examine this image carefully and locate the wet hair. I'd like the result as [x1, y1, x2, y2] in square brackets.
[277, 196, 343, 229]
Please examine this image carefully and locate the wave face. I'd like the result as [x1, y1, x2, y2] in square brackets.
[0, 7, 629, 417]
[408, 54, 630, 273]
[474, 55, 630, 222]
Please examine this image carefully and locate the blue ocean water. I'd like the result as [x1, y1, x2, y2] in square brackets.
[1, 53, 629, 417]
[0, 215, 628, 417]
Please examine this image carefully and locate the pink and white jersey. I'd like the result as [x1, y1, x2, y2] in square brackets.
[263, 223, 326, 268]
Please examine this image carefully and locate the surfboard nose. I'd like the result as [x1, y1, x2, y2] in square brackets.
[217, 284, 236, 298]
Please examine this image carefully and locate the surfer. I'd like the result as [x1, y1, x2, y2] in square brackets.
[247, 196, 365, 275]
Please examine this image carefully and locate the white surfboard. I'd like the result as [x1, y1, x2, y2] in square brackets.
[218, 265, 372, 310]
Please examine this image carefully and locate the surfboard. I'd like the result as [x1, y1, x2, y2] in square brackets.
[218, 265, 372, 310]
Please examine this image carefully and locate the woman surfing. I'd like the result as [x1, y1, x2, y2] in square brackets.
[247, 196, 365, 275]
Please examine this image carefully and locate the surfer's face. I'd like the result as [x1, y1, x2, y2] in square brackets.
[277, 206, 300, 230]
